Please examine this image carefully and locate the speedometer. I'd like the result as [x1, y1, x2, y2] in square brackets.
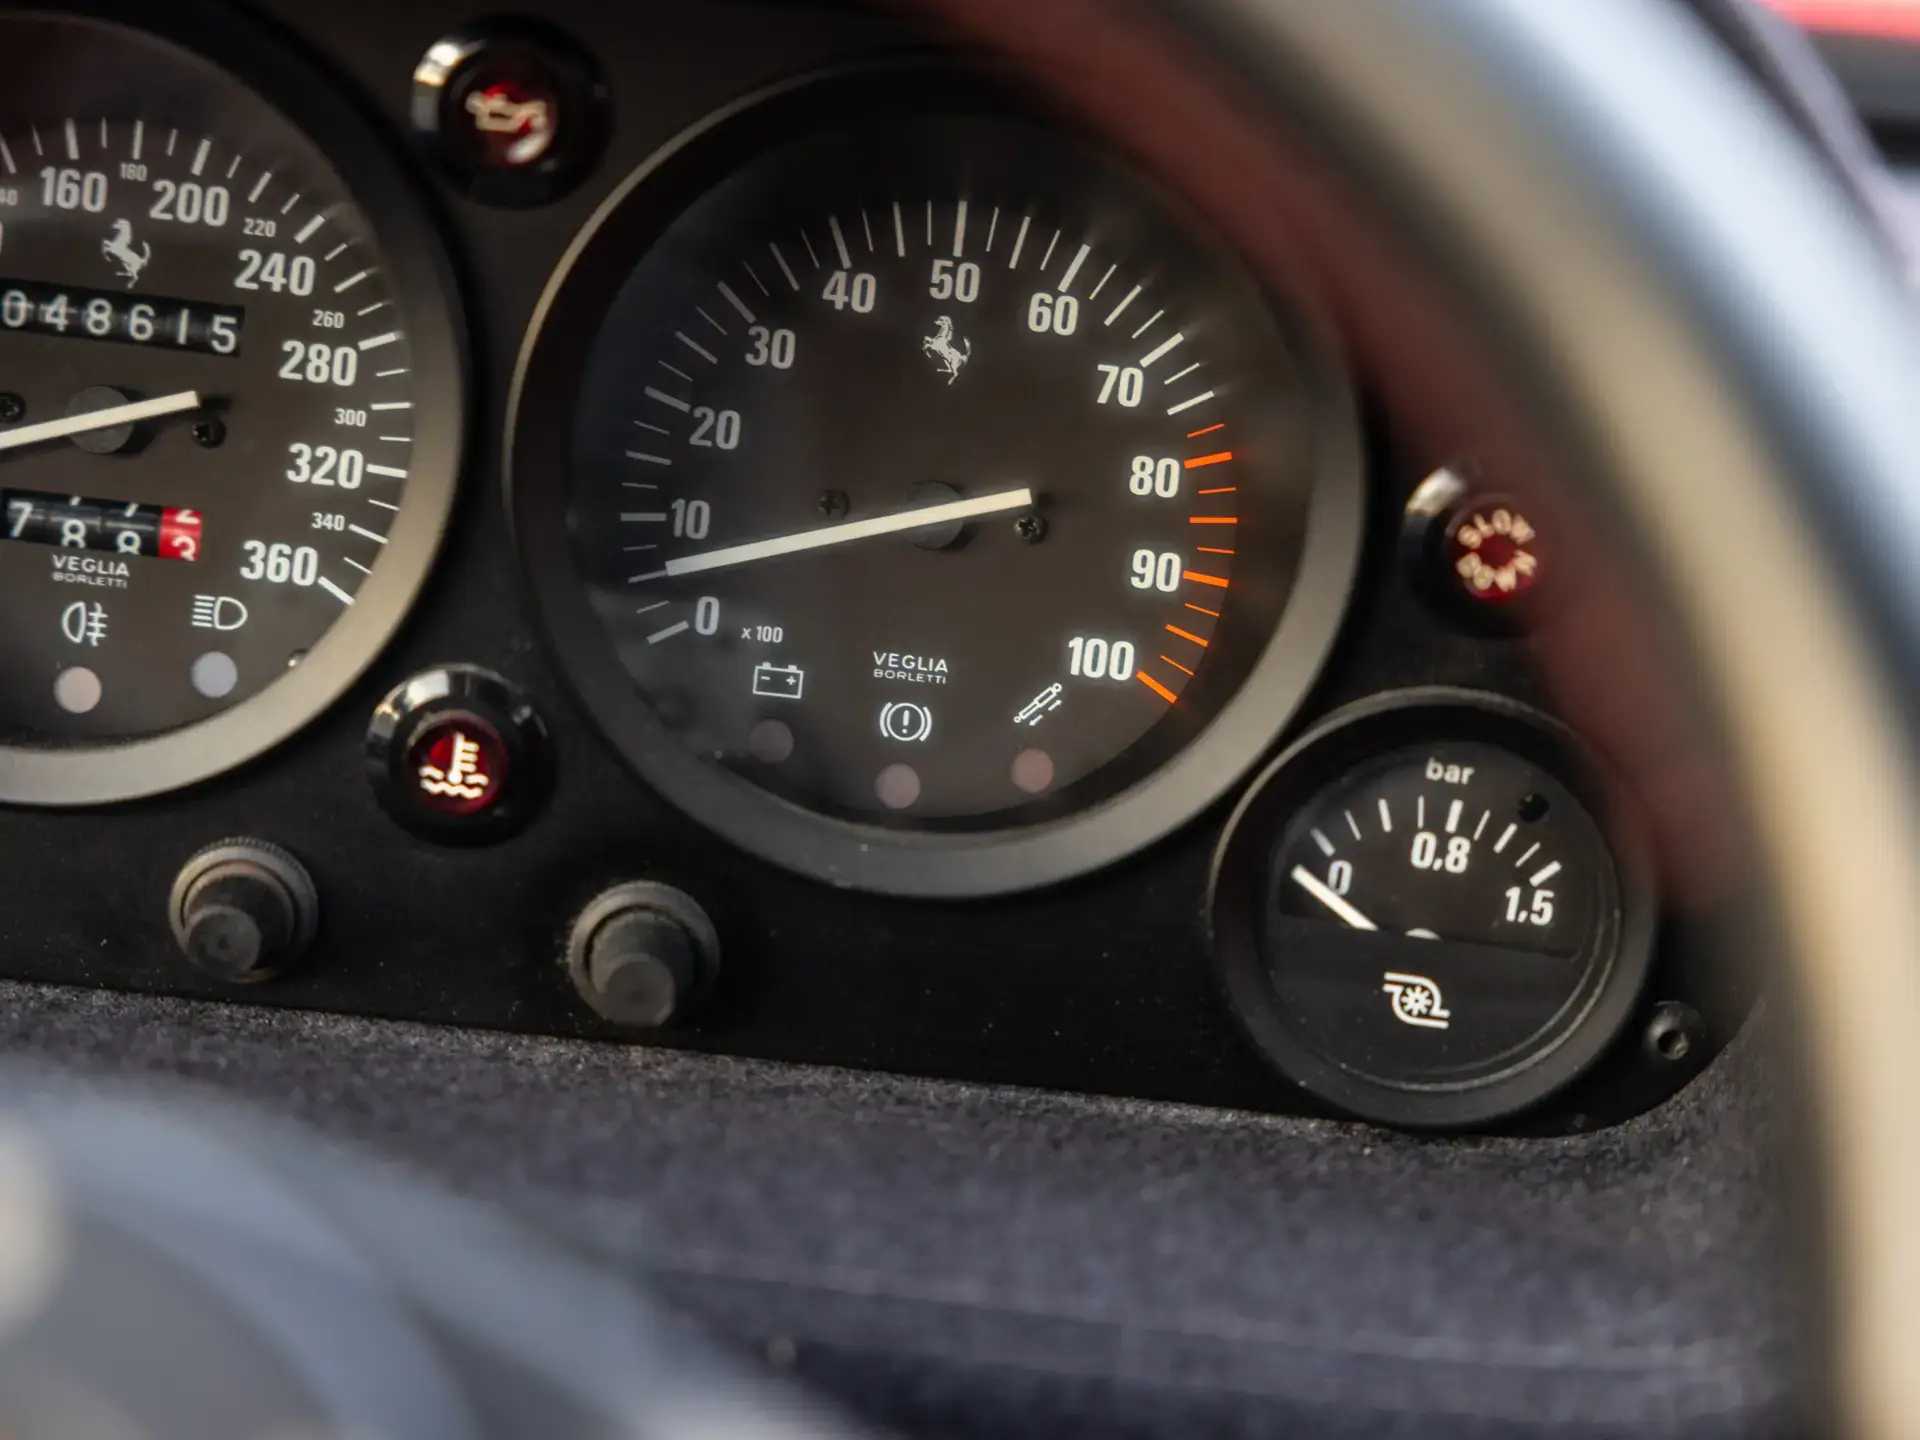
[511, 71, 1360, 896]
[0, 7, 463, 805]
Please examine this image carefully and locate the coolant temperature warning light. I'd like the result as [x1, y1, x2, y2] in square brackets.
[367, 666, 553, 843]
[407, 718, 507, 817]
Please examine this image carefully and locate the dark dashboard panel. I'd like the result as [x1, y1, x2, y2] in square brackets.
[0, 0, 1752, 1132]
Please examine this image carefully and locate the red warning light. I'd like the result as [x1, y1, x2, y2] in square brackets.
[406, 715, 510, 818]
[462, 78, 558, 169]
[1446, 499, 1541, 606]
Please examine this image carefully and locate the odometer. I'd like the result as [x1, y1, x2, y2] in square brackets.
[0, 9, 462, 805]
[511, 74, 1361, 895]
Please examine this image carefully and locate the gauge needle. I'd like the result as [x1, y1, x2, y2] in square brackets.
[0, 390, 203, 456]
[658, 486, 1036, 578]
[1289, 864, 1379, 931]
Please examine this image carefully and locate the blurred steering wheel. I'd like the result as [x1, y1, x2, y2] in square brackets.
[946, 2, 1920, 1433]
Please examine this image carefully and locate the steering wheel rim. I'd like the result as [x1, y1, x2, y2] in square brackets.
[914, 0, 1920, 1431]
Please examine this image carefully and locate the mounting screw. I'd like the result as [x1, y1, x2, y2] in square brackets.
[1642, 1001, 1706, 1066]
[1015, 511, 1048, 544]
[0, 393, 23, 425]
[817, 489, 849, 519]
[192, 417, 226, 449]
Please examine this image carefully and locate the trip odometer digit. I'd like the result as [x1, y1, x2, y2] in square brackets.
[0, 9, 462, 804]
[511, 72, 1361, 896]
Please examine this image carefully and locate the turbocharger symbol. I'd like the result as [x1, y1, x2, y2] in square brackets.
[878, 701, 934, 743]
[1382, 972, 1452, 1030]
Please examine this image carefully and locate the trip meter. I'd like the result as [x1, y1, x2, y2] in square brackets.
[511, 70, 1362, 896]
[0, 7, 463, 805]
[1210, 691, 1658, 1128]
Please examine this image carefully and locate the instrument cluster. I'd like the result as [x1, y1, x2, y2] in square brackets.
[0, 0, 1753, 1132]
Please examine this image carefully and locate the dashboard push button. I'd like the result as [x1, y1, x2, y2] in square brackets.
[366, 666, 550, 842]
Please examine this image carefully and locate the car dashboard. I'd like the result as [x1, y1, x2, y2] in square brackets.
[0, 0, 1789, 1137]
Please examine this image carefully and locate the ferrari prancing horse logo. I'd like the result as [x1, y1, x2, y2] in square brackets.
[922, 314, 971, 384]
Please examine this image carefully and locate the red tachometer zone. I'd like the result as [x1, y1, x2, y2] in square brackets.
[1136, 442, 1241, 703]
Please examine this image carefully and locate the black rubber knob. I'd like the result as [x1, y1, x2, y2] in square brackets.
[169, 841, 318, 984]
[566, 883, 719, 1028]
[586, 910, 699, 1027]
[182, 872, 295, 980]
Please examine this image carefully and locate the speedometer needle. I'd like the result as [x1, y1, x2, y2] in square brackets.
[657, 486, 1035, 578]
[0, 391, 203, 455]
[1290, 865, 1379, 931]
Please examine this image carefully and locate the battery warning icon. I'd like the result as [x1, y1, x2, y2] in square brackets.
[751, 662, 805, 701]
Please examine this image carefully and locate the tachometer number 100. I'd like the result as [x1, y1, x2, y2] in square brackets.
[1068, 635, 1136, 681]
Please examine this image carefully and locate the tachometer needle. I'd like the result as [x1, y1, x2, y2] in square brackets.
[0, 390, 203, 456]
[658, 486, 1035, 578]
[1289, 864, 1379, 931]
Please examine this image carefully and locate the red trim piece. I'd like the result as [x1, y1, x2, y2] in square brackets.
[1761, 0, 1920, 44]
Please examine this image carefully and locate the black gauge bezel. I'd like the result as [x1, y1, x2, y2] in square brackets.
[0, 0, 466, 807]
[1207, 688, 1659, 1128]
[506, 61, 1364, 897]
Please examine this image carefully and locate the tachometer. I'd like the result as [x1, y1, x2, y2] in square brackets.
[0, 7, 463, 805]
[511, 71, 1360, 895]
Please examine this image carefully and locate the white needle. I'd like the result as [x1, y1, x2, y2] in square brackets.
[0, 390, 203, 455]
[1289, 865, 1379, 931]
[659, 486, 1035, 578]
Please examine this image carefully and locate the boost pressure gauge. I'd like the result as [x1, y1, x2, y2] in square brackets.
[1209, 690, 1657, 1129]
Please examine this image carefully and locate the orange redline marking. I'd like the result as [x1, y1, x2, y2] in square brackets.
[1137, 671, 1178, 704]
[1186, 423, 1225, 438]
[1182, 570, 1230, 589]
[1188, 516, 1237, 525]
[1184, 603, 1220, 617]
[1161, 655, 1196, 677]
[1197, 546, 1234, 555]
[1184, 451, 1233, 469]
[1166, 624, 1210, 647]
[1197, 486, 1236, 495]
